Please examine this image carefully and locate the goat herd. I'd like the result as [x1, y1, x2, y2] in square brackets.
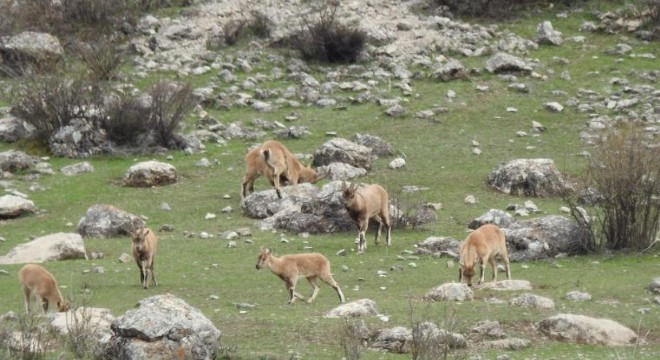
[18, 140, 512, 313]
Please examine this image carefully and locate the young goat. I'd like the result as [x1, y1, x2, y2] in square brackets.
[131, 227, 158, 289]
[240, 140, 319, 199]
[256, 247, 345, 305]
[458, 224, 511, 287]
[342, 182, 392, 253]
[18, 264, 68, 313]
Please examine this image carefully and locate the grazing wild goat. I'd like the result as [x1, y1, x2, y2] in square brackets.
[18, 264, 68, 313]
[256, 247, 345, 305]
[240, 140, 319, 199]
[132, 227, 158, 289]
[342, 182, 392, 253]
[459, 224, 511, 287]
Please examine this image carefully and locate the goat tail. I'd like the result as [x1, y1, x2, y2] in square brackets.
[263, 148, 276, 169]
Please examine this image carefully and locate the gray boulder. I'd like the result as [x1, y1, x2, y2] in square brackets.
[485, 52, 532, 74]
[468, 209, 517, 230]
[478, 279, 532, 291]
[425, 283, 473, 301]
[49, 118, 110, 158]
[0, 195, 34, 218]
[0, 232, 87, 264]
[77, 204, 144, 238]
[647, 278, 660, 294]
[487, 158, 573, 197]
[102, 294, 221, 360]
[0, 150, 38, 173]
[371, 326, 411, 353]
[536, 21, 563, 45]
[122, 161, 177, 187]
[325, 299, 380, 318]
[0, 31, 64, 76]
[504, 215, 589, 260]
[352, 133, 394, 157]
[313, 138, 374, 170]
[0, 113, 35, 142]
[371, 323, 465, 354]
[431, 58, 467, 81]
[509, 293, 555, 309]
[315, 162, 367, 181]
[414, 236, 460, 257]
[60, 162, 94, 176]
[537, 314, 637, 345]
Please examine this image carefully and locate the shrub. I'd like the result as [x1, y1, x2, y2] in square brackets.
[432, 0, 550, 19]
[77, 39, 123, 82]
[339, 319, 366, 360]
[102, 94, 152, 147]
[223, 19, 248, 46]
[586, 126, 660, 250]
[285, 1, 367, 63]
[10, 76, 102, 141]
[222, 10, 274, 46]
[146, 81, 196, 149]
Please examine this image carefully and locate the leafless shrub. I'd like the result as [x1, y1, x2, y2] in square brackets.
[146, 81, 196, 149]
[10, 76, 102, 141]
[103, 94, 151, 147]
[0, 311, 49, 360]
[587, 126, 660, 251]
[77, 39, 122, 82]
[284, 0, 367, 63]
[432, 0, 546, 20]
[223, 19, 248, 46]
[408, 300, 459, 360]
[390, 189, 438, 230]
[339, 319, 367, 360]
[62, 297, 97, 359]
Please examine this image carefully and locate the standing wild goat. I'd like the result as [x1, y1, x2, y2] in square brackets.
[459, 224, 511, 287]
[18, 264, 68, 313]
[132, 227, 158, 289]
[256, 247, 345, 305]
[342, 182, 392, 253]
[240, 140, 319, 199]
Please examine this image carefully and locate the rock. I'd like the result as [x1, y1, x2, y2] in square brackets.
[509, 293, 555, 309]
[535, 21, 563, 45]
[0, 195, 34, 218]
[77, 204, 144, 238]
[485, 53, 532, 74]
[647, 278, 660, 294]
[471, 320, 507, 339]
[487, 158, 573, 197]
[122, 161, 177, 187]
[371, 326, 411, 353]
[313, 138, 374, 170]
[102, 294, 221, 359]
[565, 291, 592, 301]
[0, 150, 38, 173]
[388, 158, 406, 169]
[60, 162, 94, 176]
[503, 215, 588, 261]
[0, 31, 64, 76]
[477, 279, 532, 291]
[468, 209, 517, 230]
[49, 118, 110, 158]
[545, 102, 564, 112]
[537, 314, 637, 345]
[325, 299, 379, 318]
[0, 232, 87, 264]
[431, 59, 467, 81]
[0, 114, 35, 142]
[315, 162, 367, 181]
[49, 307, 115, 352]
[481, 338, 531, 350]
[352, 134, 394, 157]
[425, 283, 473, 301]
[414, 236, 461, 257]
[385, 104, 406, 118]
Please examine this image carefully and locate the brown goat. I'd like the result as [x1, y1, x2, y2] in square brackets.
[458, 224, 511, 287]
[256, 247, 345, 305]
[131, 227, 158, 289]
[18, 264, 68, 313]
[240, 140, 319, 199]
[342, 182, 392, 253]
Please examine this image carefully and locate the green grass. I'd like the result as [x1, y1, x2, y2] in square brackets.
[1, 2, 659, 359]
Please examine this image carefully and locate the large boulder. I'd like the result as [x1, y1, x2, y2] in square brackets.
[484, 52, 532, 74]
[468, 209, 517, 230]
[487, 159, 573, 197]
[313, 138, 374, 170]
[504, 215, 589, 260]
[0, 150, 38, 173]
[425, 283, 473, 302]
[537, 314, 638, 346]
[352, 133, 394, 157]
[0, 31, 64, 76]
[102, 294, 221, 359]
[431, 58, 467, 81]
[535, 21, 563, 46]
[122, 161, 177, 187]
[0, 232, 87, 264]
[315, 162, 367, 181]
[77, 204, 144, 238]
[325, 299, 380, 318]
[49, 307, 115, 353]
[49, 118, 110, 158]
[371, 323, 466, 354]
[414, 236, 461, 257]
[509, 293, 555, 309]
[0, 195, 34, 218]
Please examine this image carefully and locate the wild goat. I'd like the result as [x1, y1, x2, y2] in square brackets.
[459, 224, 511, 287]
[18, 264, 68, 313]
[342, 182, 392, 253]
[240, 140, 319, 199]
[132, 227, 158, 289]
[256, 247, 345, 305]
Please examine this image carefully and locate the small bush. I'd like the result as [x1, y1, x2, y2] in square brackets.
[432, 0, 548, 19]
[339, 319, 367, 360]
[286, 1, 367, 63]
[10, 76, 102, 141]
[102, 94, 152, 147]
[223, 19, 248, 46]
[62, 298, 97, 359]
[146, 81, 196, 149]
[587, 126, 660, 250]
[77, 39, 123, 82]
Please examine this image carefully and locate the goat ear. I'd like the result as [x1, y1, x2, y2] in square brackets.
[266, 247, 272, 254]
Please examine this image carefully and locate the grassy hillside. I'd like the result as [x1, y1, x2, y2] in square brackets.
[0, 1, 658, 359]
